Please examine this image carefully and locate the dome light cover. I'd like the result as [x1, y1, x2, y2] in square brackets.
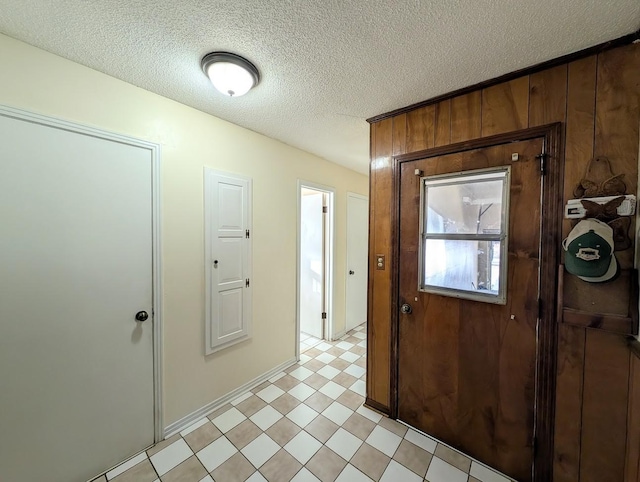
[201, 52, 260, 97]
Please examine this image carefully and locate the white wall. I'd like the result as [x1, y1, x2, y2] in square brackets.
[0, 34, 369, 425]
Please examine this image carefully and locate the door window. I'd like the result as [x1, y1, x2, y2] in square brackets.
[419, 168, 510, 304]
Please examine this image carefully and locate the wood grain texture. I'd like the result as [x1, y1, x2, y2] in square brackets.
[563, 56, 597, 242]
[563, 262, 631, 316]
[534, 123, 564, 482]
[368, 118, 393, 410]
[367, 32, 640, 123]
[594, 44, 640, 270]
[553, 324, 586, 482]
[580, 330, 631, 482]
[367, 122, 376, 405]
[562, 308, 634, 335]
[626, 352, 640, 482]
[434, 100, 451, 147]
[397, 157, 462, 444]
[398, 140, 544, 482]
[368, 43, 640, 482]
[392, 114, 407, 156]
[481, 77, 530, 136]
[450, 92, 482, 143]
[406, 105, 435, 153]
[528, 65, 568, 127]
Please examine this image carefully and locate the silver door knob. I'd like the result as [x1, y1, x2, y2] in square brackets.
[400, 303, 412, 314]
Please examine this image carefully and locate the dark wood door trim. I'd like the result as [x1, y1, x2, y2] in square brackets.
[389, 123, 563, 482]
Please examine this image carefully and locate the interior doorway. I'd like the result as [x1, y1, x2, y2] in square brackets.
[297, 182, 334, 357]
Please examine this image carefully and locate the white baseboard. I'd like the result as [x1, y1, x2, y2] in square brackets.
[332, 330, 346, 341]
[163, 357, 297, 438]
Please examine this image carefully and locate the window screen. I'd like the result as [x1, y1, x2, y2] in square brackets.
[419, 168, 510, 304]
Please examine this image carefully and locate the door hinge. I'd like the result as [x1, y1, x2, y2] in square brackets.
[246, 278, 250, 288]
[321, 312, 327, 319]
[535, 152, 548, 174]
[246, 229, 250, 238]
[322, 206, 328, 214]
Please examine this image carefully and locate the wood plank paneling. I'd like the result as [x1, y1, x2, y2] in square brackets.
[563, 56, 597, 242]
[367, 121, 376, 403]
[554, 324, 586, 482]
[450, 92, 481, 143]
[392, 114, 407, 156]
[626, 351, 640, 482]
[368, 43, 640, 480]
[406, 105, 434, 153]
[529, 65, 568, 127]
[481, 77, 530, 136]
[434, 100, 451, 146]
[564, 269, 630, 316]
[594, 44, 640, 270]
[580, 330, 631, 482]
[368, 118, 393, 411]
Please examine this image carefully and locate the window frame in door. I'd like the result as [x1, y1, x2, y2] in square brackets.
[418, 166, 511, 304]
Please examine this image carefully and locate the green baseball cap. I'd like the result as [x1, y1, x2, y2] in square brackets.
[563, 219, 617, 282]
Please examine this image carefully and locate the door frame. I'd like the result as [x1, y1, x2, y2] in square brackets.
[0, 104, 164, 442]
[345, 192, 369, 332]
[296, 180, 335, 360]
[390, 123, 562, 481]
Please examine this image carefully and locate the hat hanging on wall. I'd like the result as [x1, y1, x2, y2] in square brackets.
[563, 218, 618, 283]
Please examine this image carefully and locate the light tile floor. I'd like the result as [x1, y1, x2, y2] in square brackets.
[94, 323, 514, 482]
[300, 331, 323, 354]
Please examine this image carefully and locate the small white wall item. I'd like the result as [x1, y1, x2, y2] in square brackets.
[205, 169, 252, 354]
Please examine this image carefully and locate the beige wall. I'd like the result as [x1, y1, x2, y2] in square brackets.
[0, 34, 368, 425]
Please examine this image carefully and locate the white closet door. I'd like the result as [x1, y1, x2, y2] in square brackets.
[0, 111, 155, 482]
[205, 170, 252, 354]
[346, 193, 369, 331]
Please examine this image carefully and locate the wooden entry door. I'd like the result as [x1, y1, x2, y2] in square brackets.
[397, 139, 544, 481]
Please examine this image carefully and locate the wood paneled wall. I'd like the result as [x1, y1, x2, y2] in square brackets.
[367, 43, 640, 480]
[627, 345, 640, 482]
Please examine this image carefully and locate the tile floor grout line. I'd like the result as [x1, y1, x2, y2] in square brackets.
[106, 322, 514, 482]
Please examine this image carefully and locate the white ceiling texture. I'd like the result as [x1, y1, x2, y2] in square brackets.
[0, 1, 638, 174]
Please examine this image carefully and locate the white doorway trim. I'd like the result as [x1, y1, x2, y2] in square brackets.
[0, 104, 164, 442]
[296, 180, 335, 361]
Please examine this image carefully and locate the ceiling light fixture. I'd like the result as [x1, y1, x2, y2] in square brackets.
[201, 52, 260, 97]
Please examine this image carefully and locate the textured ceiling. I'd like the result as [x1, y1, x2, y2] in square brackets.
[0, 1, 638, 174]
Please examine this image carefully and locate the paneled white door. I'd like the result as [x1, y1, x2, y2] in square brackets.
[345, 193, 369, 331]
[204, 169, 252, 354]
[0, 110, 155, 482]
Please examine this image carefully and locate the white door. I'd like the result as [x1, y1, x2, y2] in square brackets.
[0, 111, 155, 482]
[300, 190, 324, 338]
[346, 193, 369, 331]
[204, 170, 252, 354]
